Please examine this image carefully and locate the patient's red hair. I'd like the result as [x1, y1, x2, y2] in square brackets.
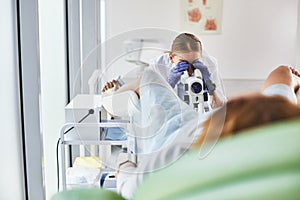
[193, 94, 300, 147]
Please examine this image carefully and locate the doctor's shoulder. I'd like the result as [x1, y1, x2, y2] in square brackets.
[150, 53, 172, 77]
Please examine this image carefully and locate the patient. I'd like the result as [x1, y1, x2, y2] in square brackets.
[193, 94, 300, 147]
[194, 65, 300, 146]
[115, 65, 300, 199]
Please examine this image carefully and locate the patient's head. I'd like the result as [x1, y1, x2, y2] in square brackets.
[169, 33, 202, 64]
[193, 94, 300, 147]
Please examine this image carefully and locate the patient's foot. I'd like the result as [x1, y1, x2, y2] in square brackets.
[101, 80, 119, 93]
[289, 67, 300, 96]
[289, 67, 300, 78]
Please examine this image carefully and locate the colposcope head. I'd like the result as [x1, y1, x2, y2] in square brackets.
[184, 76, 204, 96]
[179, 69, 207, 113]
[190, 81, 203, 94]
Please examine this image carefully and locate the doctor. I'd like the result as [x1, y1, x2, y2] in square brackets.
[102, 32, 226, 109]
[152, 32, 226, 108]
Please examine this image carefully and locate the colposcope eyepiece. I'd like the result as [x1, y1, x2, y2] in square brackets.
[178, 60, 195, 76]
[187, 63, 195, 76]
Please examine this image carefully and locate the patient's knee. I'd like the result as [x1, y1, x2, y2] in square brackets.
[274, 65, 291, 76]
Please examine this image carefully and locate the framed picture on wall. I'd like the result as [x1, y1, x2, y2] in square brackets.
[180, 0, 223, 35]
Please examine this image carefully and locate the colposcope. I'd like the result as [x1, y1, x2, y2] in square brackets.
[179, 68, 212, 113]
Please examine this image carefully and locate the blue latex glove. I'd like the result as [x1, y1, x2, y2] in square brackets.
[192, 60, 216, 95]
[192, 60, 211, 82]
[167, 61, 189, 88]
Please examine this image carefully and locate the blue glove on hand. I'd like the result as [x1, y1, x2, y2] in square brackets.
[192, 60, 211, 82]
[167, 61, 189, 88]
[192, 60, 216, 94]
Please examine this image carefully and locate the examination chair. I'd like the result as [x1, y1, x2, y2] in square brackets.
[52, 117, 300, 200]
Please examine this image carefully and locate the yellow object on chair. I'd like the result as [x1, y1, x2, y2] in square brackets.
[73, 156, 102, 169]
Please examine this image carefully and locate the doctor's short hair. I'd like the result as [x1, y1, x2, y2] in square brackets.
[171, 33, 202, 55]
[193, 94, 300, 147]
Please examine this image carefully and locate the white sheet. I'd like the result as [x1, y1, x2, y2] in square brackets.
[129, 67, 208, 160]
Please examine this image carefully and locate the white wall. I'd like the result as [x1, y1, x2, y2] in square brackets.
[297, 0, 300, 67]
[106, 0, 299, 79]
[106, 0, 180, 35]
[201, 0, 298, 79]
[0, 0, 25, 199]
[39, 0, 67, 199]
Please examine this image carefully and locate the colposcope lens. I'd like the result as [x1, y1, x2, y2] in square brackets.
[191, 82, 202, 93]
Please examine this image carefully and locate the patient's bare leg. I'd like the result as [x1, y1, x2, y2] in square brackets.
[261, 65, 300, 91]
[261, 65, 300, 104]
